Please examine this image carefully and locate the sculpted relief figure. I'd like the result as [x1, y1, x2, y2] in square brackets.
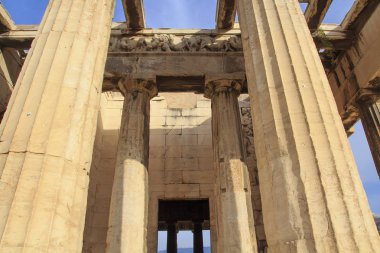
[199, 36, 224, 52]
[167, 35, 190, 51]
[113, 34, 243, 52]
[227, 36, 243, 51]
[120, 37, 146, 51]
[185, 36, 202, 51]
[146, 36, 161, 51]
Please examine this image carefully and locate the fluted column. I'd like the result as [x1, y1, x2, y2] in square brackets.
[237, 0, 380, 252]
[0, 0, 115, 251]
[357, 94, 380, 178]
[106, 76, 157, 253]
[205, 76, 257, 253]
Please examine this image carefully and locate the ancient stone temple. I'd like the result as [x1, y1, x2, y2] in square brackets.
[0, 0, 379, 252]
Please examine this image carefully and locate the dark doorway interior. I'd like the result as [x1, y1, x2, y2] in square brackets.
[158, 199, 210, 253]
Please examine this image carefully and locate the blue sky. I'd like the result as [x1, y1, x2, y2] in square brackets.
[1, 0, 378, 250]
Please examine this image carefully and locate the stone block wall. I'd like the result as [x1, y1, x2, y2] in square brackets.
[82, 91, 264, 253]
[146, 93, 216, 252]
[83, 92, 122, 253]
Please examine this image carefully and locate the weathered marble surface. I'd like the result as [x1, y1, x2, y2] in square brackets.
[0, 0, 115, 251]
[206, 77, 257, 253]
[107, 76, 157, 253]
[238, 0, 380, 252]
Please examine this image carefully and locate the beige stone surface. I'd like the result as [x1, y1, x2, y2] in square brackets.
[240, 99, 266, 246]
[83, 93, 121, 253]
[0, 0, 115, 252]
[147, 93, 216, 252]
[238, 0, 380, 252]
[81, 90, 265, 253]
[82, 90, 263, 253]
[106, 77, 157, 253]
[0, 3, 15, 30]
[206, 78, 257, 253]
[0, 1, 378, 252]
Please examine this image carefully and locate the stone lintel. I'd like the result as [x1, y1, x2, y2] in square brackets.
[118, 74, 157, 98]
[313, 24, 354, 50]
[216, 0, 237, 29]
[204, 73, 245, 99]
[122, 0, 145, 29]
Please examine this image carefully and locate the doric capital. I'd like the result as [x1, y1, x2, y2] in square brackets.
[204, 73, 245, 99]
[355, 88, 380, 105]
[118, 74, 158, 99]
[368, 75, 380, 88]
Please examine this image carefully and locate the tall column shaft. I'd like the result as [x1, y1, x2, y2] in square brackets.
[106, 76, 157, 253]
[237, 0, 380, 252]
[205, 77, 257, 253]
[357, 98, 380, 178]
[0, 0, 115, 251]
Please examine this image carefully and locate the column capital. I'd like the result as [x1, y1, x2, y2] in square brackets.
[118, 74, 158, 99]
[355, 88, 380, 105]
[204, 73, 245, 99]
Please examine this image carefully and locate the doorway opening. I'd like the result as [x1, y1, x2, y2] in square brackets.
[157, 199, 210, 253]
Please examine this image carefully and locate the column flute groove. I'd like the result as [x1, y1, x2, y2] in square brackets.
[106, 75, 157, 253]
[205, 75, 257, 253]
[0, 0, 115, 251]
[289, 3, 378, 250]
[237, 0, 380, 252]
[0, 0, 57, 135]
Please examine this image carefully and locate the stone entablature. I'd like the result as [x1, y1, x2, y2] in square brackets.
[108, 27, 243, 53]
[109, 34, 242, 53]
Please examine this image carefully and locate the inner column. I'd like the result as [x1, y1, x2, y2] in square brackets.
[356, 93, 380, 178]
[205, 75, 257, 253]
[106, 75, 157, 253]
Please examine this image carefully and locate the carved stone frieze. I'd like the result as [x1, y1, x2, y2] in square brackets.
[109, 34, 243, 53]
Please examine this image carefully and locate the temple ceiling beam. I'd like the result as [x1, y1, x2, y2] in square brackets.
[0, 3, 15, 31]
[216, 0, 237, 29]
[122, 0, 145, 29]
[304, 0, 332, 30]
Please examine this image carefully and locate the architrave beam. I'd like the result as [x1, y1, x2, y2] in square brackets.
[0, 24, 353, 51]
[313, 24, 353, 50]
[122, 0, 145, 29]
[0, 25, 37, 48]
